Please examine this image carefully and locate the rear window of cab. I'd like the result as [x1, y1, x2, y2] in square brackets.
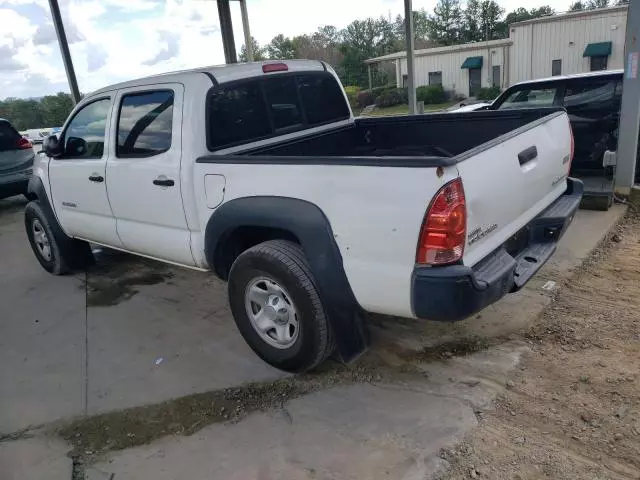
[206, 72, 350, 150]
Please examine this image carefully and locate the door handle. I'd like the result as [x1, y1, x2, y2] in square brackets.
[153, 177, 175, 187]
[88, 174, 104, 182]
[518, 146, 538, 166]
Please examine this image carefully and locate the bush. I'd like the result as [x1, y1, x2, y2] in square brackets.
[416, 84, 446, 105]
[374, 88, 406, 108]
[344, 85, 361, 108]
[356, 90, 375, 108]
[477, 86, 501, 101]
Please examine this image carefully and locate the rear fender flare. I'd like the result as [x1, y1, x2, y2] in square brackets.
[204, 196, 370, 361]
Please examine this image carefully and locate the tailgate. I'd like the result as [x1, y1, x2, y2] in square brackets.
[458, 110, 572, 267]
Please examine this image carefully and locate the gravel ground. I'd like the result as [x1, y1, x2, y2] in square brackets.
[439, 214, 640, 480]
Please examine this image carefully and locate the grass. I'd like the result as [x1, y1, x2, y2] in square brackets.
[357, 102, 457, 117]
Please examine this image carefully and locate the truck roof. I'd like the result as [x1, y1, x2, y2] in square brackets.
[511, 69, 623, 88]
[90, 59, 328, 97]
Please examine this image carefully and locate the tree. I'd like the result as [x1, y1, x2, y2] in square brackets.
[587, 0, 610, 7]
[462, 0, 482, 42]
[478, 0, 505, 40]
[266, 34, 296, 59]
[40, 92, 74, 127]
[239, 36, 266, 62]
[0, 92, 74, 130]
[570, 1, 585, 10]
[496, 5, 554, 38]
[428, 0, 463, 46]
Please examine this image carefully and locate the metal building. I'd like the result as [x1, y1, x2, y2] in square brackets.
[367, 5, 630, 99]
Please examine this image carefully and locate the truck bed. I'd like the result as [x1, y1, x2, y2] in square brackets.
[241, 108, 565, 162]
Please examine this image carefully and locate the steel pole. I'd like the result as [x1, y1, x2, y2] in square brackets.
[239, 0, 253, 61]
[48, 0, 80, 103]
[217, 0, 237, 63]
[404, 0, 416, 114]
[616, 0, 640, 192]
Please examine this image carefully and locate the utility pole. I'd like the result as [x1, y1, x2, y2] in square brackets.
[616, 0, 640, 193]
[239, 0, 253, 61]
[404, 0, 417, 114]
[217, 0, 237, 63]
[48, 0, 81, 103]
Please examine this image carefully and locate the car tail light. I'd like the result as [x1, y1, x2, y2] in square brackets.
[17, 137, 32, 149]
[416, 178, 466, 265]
[262, 63, 288, 73]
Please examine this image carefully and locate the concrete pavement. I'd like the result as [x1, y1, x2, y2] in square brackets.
[0, 194, 627, 479]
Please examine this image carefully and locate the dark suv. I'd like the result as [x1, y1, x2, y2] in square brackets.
[488, 70, 625, 180]
[0, 118, 34, 200]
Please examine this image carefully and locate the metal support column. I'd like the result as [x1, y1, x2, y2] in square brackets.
[616, 0, 640, 192]
[217, 0, 237, 64]
[404, 0, 416, 114]
[239, 0, 253, 62]
[367, 64, 372, 91]
[48, 0, 80, 104]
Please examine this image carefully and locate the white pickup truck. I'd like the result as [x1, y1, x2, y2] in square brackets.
[26, 60, 582, 372]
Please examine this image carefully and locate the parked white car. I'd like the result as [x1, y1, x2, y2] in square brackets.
[26, 60, 582, 372]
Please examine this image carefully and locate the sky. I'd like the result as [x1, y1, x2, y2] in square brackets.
[0, 0, 574, 99]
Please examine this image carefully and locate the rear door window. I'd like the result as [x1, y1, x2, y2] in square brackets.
[0, 121, 21, 151]
[497, 87, 559, 109]
[117, 90, 174, 158]
[207, 72, 349, 150]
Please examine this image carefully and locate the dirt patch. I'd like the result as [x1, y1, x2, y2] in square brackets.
[56, 356, 420, 461]
[85, 250, 173, 307]
[439, 216, 640, 480]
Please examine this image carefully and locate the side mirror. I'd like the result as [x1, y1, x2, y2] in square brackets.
[43, 135, 63, 158]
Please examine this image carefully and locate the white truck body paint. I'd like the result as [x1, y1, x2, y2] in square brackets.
[39, 59, 573, 319]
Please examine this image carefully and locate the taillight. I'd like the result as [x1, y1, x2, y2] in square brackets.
[262, 62, 288, 73]
[416, 178, 466, 265]
[17, 137, 32, 149]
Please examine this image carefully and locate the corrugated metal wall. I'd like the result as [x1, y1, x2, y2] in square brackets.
[398, 44, 506, 97]
[509, 8, 627, 84]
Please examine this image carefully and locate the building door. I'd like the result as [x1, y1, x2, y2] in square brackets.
[492, 66, 501, 88]
[469, 68, 482, 97]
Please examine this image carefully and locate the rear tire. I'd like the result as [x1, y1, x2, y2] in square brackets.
[228, 240, 334, 373]
[24, 201, 93, 274]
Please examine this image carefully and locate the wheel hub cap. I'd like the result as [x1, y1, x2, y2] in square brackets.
[32, 219, 52, 261]
[245, 277, 299, 349]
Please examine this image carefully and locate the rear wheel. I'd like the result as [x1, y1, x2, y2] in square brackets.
[227, 240, 334, 372]
[24, 201, 93, 274]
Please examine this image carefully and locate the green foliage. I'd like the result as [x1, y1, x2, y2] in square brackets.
[569, 1, 585, 9]
[239, 36, 267, 62]
[374, 88, 407, 108]
[0, 92, 74, 130]
[266, 34, 296, 59]
[356, 91, 375, 109]
[344, 86, 361, 108]
[428, 0, 463, 45]
[476, 86, 501, 101]
[416, 84, 446, 105]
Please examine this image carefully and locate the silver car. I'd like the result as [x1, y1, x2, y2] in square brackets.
[0, 118, 35, 200]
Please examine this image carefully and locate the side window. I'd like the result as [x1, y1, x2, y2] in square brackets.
[563, 80, 615, 116]
[62, 98, 111, 159]
[263, 76, 303, 131]
[117, 90, 174, 158]
[497, 87, 558, 109]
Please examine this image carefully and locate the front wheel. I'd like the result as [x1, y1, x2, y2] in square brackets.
[24, 201, 93, 274]
[227, 240, 334, 373]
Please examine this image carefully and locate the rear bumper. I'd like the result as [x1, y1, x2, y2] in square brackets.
[411, 178, 583, 322]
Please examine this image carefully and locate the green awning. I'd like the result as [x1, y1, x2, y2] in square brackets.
[583, 42, 612, 57]
[461, 56, 483, 69]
